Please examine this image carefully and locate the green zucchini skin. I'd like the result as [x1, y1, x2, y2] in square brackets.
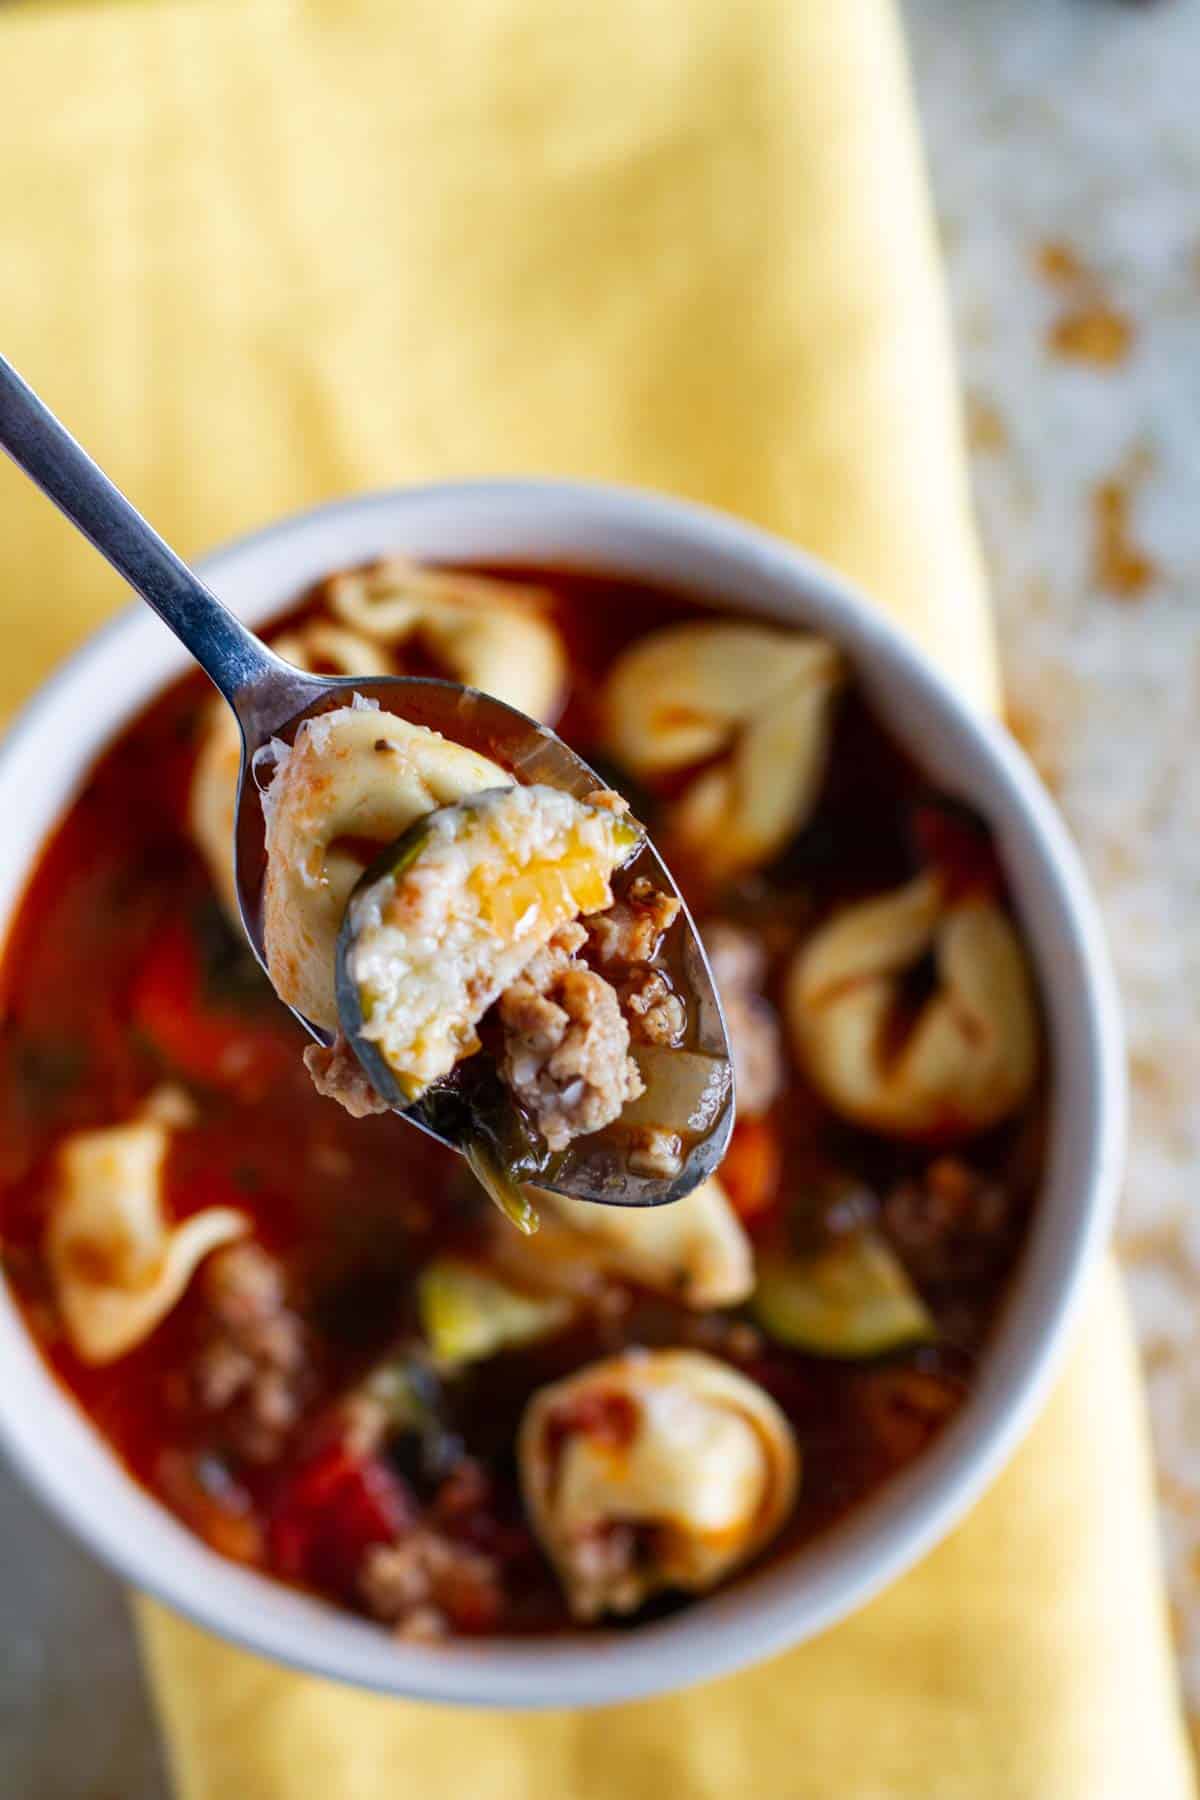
[751, 1231, 935, 1359]
[334, 789, 515, 1111]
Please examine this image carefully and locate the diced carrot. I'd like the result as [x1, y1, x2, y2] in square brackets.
[719, 1117, 783, 1221]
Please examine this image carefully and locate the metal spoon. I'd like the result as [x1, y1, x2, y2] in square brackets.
[0, 353, 733, 1206]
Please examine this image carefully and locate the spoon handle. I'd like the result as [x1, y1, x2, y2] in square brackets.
[0, 353, 281, 713]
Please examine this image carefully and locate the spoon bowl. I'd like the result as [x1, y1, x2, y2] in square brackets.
[236, 669, 734, 1206]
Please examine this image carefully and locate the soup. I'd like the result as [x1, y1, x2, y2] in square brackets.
[0, 561, 1043, 1639]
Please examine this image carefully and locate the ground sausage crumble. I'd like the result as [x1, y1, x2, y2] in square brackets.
[303, 1032, 390, 1118]
[189, 1243, 313, 1464]
[498, 925, 644, 1152]
[587, 876, 681, 968]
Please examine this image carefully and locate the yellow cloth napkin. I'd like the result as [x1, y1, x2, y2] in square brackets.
[0, 1, 1192, 1795]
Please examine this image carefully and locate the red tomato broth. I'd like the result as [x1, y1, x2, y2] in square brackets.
[0, 566, 1043, 1635]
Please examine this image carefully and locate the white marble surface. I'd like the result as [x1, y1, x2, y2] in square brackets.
[2, 1, 1197, 1791]
[905, 0, 1200, 1733]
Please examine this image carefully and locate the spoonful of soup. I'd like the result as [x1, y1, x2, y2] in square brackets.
[0, 354, 733, 1222]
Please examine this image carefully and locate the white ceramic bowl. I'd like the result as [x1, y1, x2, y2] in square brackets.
[0, 481, 1124, 1708]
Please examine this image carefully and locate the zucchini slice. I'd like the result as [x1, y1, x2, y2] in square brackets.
[751, 1231, 934, 1358]
[418, 1256, 573, 1366]
[336, 784, 641, 1109]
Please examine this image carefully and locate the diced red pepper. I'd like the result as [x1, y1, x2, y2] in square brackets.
[267, 1442, 415, 1602]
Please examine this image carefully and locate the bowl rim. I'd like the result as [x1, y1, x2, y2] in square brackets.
[0, 478, 1125, 1709]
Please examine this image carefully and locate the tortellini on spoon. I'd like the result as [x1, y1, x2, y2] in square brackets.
[786, 873, 1038, 1140]
[261, 702, 512, 1032]
[519, 1350, 798, 1620]
[188, 618, 397, 925]
[604, 622, 844, 880]
[46, 1117, 247, 1364]
[261, 707, 674, 1223]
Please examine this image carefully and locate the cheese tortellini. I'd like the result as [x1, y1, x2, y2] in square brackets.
[786, 873, 1038, 1140]
[519, 1350, 798, 1619]
[604, 622, 844, 880]
[46, 1119, 247, 1364]
[270, 621, 394, 683]
[188, 617, 392, 921]
[261, 702, 509, 1030]
[323, 557, 566, 724]
[538, 1176, 753, 1309]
